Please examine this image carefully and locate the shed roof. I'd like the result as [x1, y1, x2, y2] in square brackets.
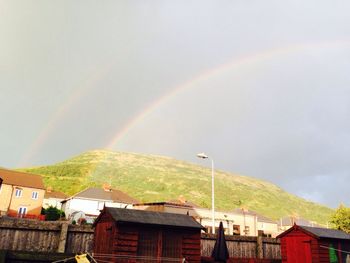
[0, 168, 45, 190]
[300, 225, 350, 240]
[97, 207, 204, 229]
[277, 224, 350, 240]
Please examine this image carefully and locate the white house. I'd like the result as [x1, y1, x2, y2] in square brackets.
[43, 187, 67, 209]
[133, 199, 276, 236]
[278, 216, 323, 233]
[61, 186, 138, 223]
[233, 208, 279, 237]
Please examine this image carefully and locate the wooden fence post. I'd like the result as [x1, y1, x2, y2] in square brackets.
[57, 222, 69, 253]
[256, 236, 263, 259]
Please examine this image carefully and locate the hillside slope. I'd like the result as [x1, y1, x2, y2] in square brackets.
[21, 150, 333, 224]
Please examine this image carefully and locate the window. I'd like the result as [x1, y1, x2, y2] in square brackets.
[233, 225, 241, 235]
[244, 226, 250, 235]
[15, 188, 22, 197]
[32, 191, 38, 199]
[18, 207, 27, 216]
[258, 230, 264, 236]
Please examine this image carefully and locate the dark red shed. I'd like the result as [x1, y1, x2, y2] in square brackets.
[277, 224, 350, 263]
[93, 207, 204, 263]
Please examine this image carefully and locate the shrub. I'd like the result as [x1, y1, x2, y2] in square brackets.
[42, 206, 65, 221]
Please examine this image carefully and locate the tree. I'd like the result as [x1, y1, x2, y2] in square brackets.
[330, 204, 350, 233]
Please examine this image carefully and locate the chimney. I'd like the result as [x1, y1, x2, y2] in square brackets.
[102, 183, 112, 192]
[178, 195, 186, 204]
[241, 206, 248, 213]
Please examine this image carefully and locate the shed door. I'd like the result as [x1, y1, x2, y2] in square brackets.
[137, 229, 159, 260]
[286, 236, 312, 263]
[137, 229, 183, 262]
[162, 230, 182, 260]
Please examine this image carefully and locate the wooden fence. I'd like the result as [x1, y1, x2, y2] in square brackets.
[0, 218, 281, 260]
[201, 234, 281, 260]
[0, 217, 93, 253]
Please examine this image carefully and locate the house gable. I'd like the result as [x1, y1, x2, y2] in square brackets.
[0, 168, 45, 189]
[0, 169, 45, 216]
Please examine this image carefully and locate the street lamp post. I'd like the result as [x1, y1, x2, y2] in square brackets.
[197, 153, 215, 234]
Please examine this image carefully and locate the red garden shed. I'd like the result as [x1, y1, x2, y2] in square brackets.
[277, 224, 350, 263]
[93, 207, 204, 263]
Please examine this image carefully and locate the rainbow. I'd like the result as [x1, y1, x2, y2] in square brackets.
[18, 63, 114, 167]
[106, 40, 350, 149]
[19, 40, 350, 166]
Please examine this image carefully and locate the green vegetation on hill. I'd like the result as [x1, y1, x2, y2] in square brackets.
[20, 150, 333, 224]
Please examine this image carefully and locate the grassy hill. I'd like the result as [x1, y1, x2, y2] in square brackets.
[20, 150, 333, 224]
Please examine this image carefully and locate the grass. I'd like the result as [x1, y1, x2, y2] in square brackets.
[20, 149, 333, 224]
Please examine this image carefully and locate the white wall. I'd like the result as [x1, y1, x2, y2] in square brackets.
[62, 198, 131, 220]
[257, 221, 279, 237]
[194, 208, 258, 236]
[43, 198, 64, 209]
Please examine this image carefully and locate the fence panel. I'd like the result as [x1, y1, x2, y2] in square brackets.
[201, 234, 281, 260]
[0, 218, 93, 253]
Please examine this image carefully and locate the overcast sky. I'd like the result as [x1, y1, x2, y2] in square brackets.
[1, 0, 349, 208]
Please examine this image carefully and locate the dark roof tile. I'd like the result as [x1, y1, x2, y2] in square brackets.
[104, 207, 203, 229]
[300, 225, 350, 240]
[71, 187, 138, 204]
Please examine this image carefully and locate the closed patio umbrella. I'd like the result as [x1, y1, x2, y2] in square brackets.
[211, 221, 229, 262]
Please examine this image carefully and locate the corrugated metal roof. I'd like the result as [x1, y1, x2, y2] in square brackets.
[300, 225, 350, 240]
[0, 168, 45, 190]
[72, 187, 139, 204]
[105, 207, 204, 229]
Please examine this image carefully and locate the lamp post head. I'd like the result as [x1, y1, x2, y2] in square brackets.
[197, 153, 209, 159]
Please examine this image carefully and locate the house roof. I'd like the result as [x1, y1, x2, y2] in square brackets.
[0, 168, 45, 190]
[278, 216, 321, 227]
[44, 190, 67, 199]
[232, 208, 276, 224]
[96, 207, 204, 229]
[277, 224, 350, 240]
[167, 199, 201, 208]
[63, 187, 139, 204]
[256, 214, 277, 224]
[133, 201, 194, 209]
